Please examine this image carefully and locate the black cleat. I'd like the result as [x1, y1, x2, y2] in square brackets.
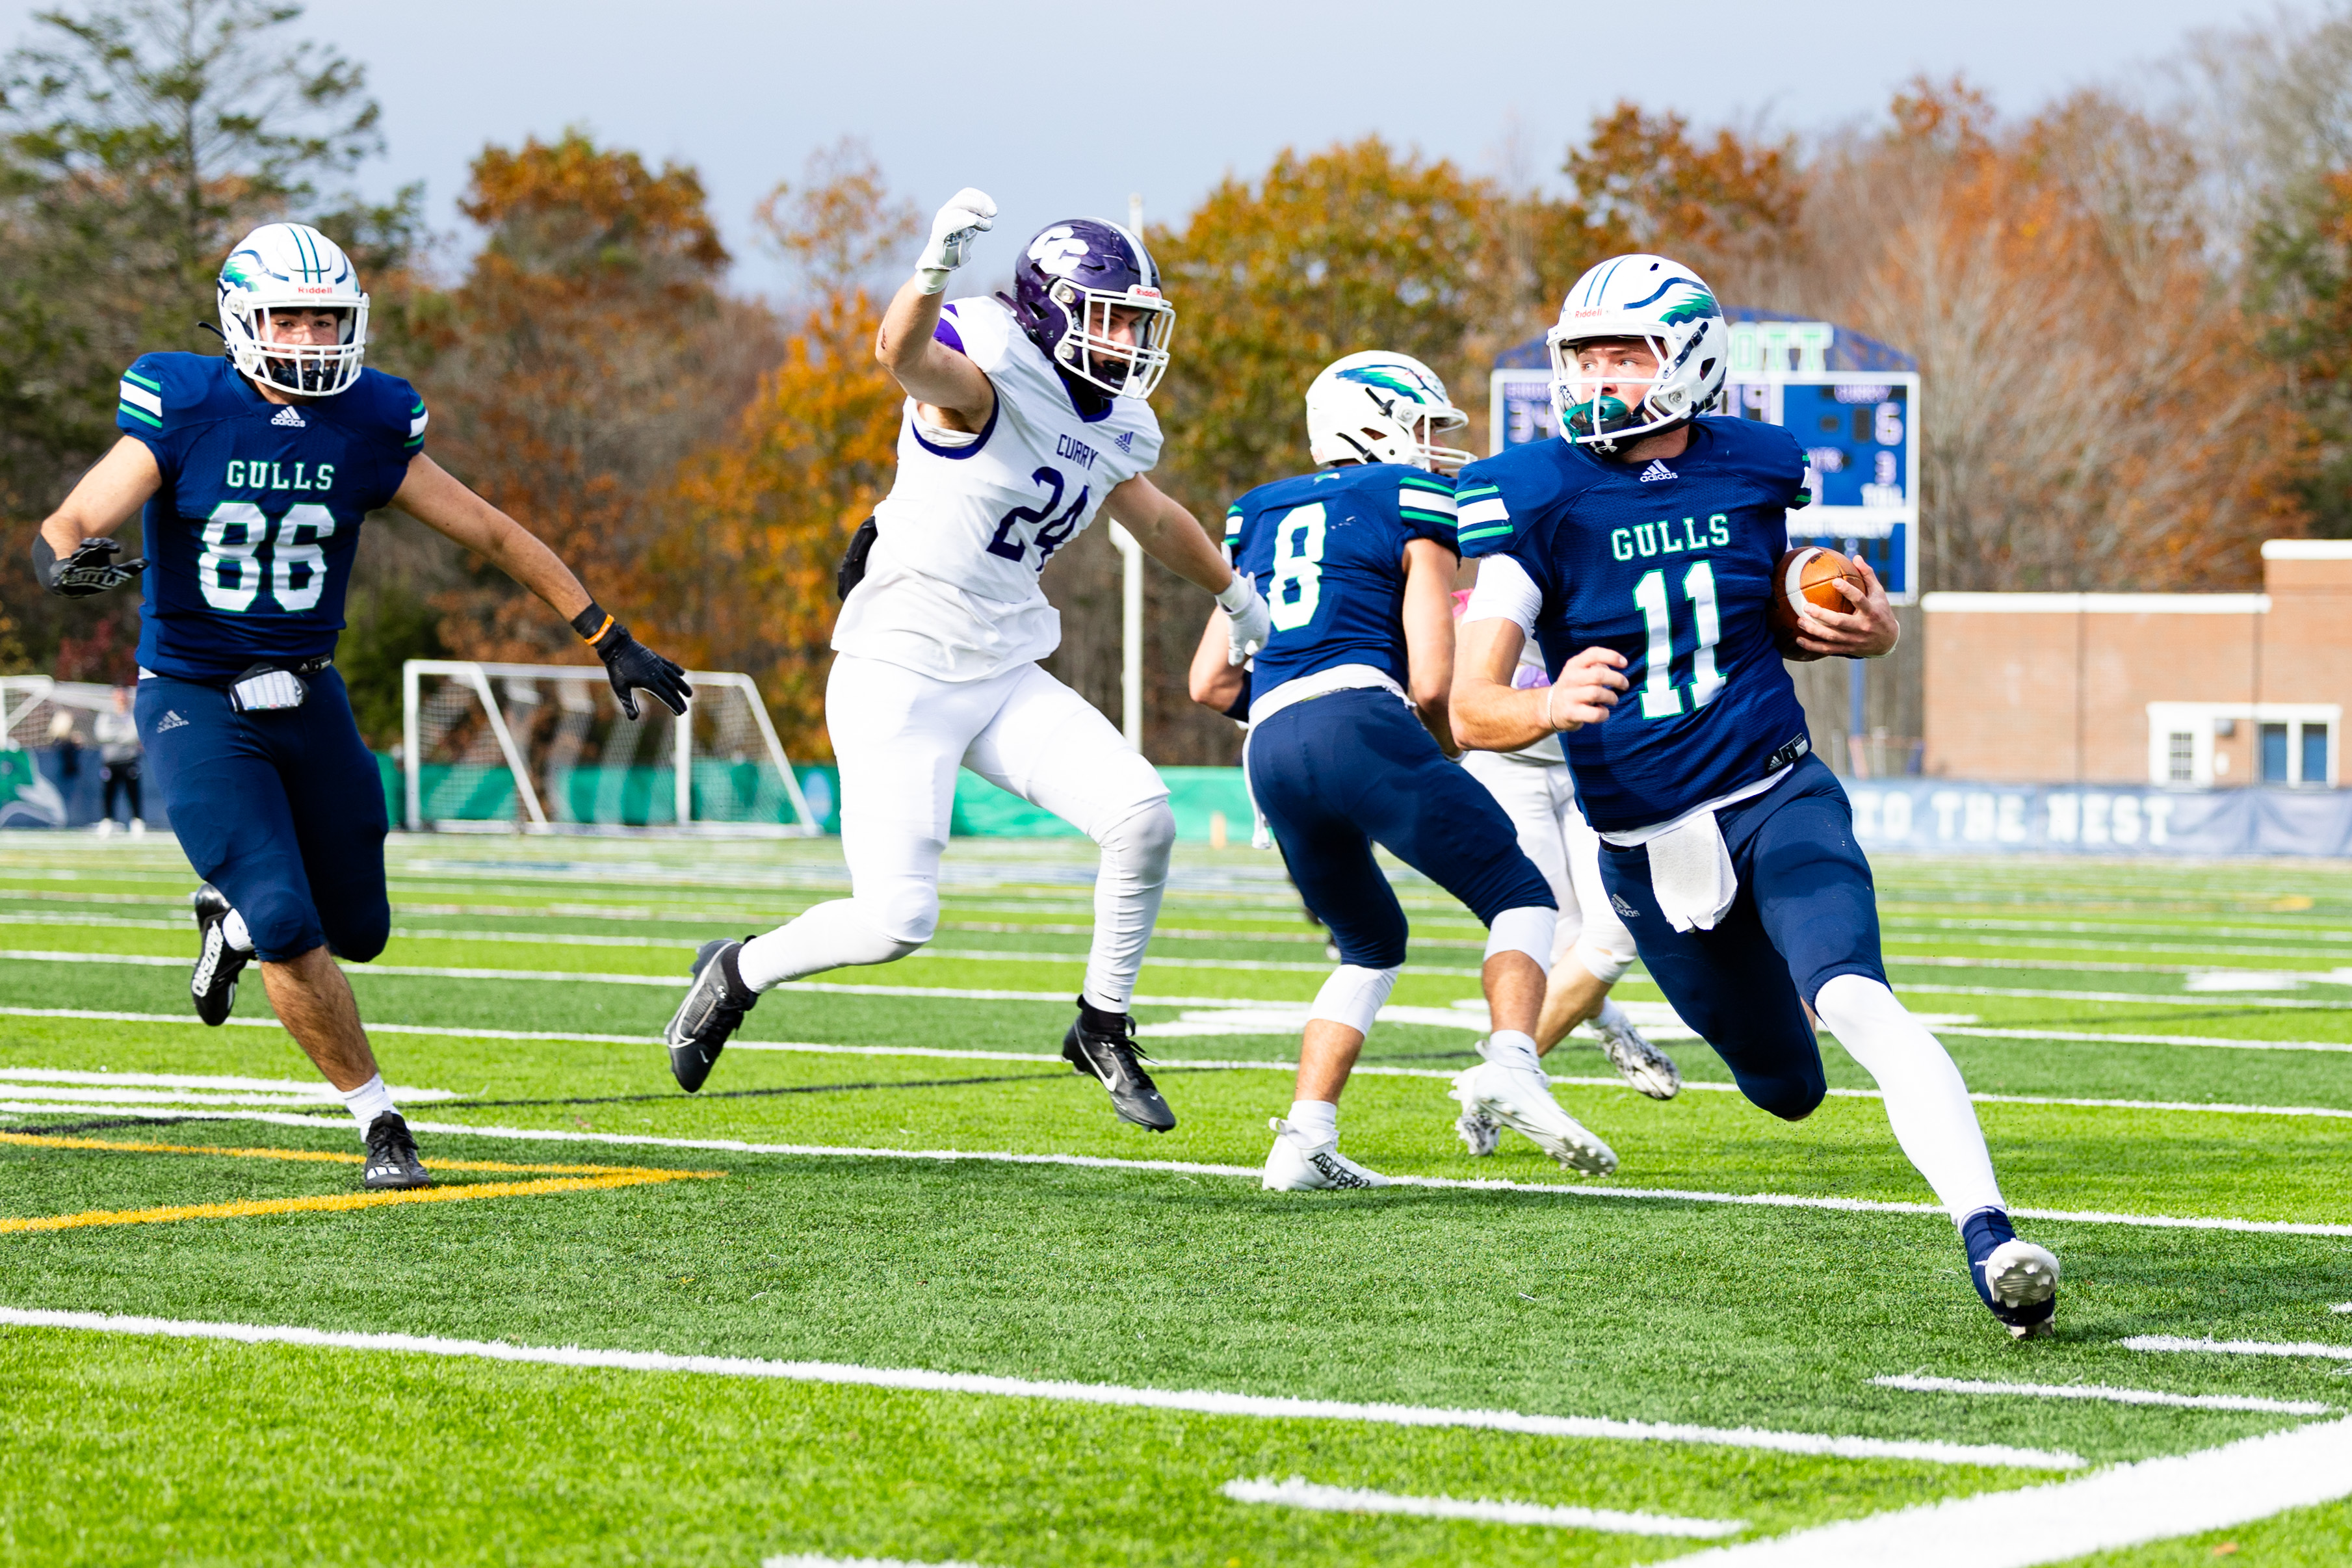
[190, 883, 250, 1026]
[1062, 997, 1176, 1132]
[664, 937, 757, 1093]
[361, 1111, 432, 1190]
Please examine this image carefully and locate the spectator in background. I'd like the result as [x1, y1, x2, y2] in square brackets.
[46, 708, 83, 792]
[94, 686, 143, 837]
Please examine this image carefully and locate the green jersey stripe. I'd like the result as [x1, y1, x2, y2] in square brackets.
[1397, 473, 1454, 493]
[117, 401, 163, 429]
[122, 369, 163, 393]
[1400, 506, 1456, 527]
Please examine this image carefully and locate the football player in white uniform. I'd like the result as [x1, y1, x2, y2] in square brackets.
[1452, 608, 1685, 1140]
[664, 190, 1272, 1131]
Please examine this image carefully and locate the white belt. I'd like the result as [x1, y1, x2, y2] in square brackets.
[1245, 664, 1408, 729]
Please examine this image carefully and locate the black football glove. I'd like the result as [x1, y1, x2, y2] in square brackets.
[35, 536, 147, 598]
[597, 627, 692, 720]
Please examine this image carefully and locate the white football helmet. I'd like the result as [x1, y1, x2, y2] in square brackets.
[217, 222, 369, 398]
[1305, 350, 1472, 473]
[1546, 254, 1728, 453]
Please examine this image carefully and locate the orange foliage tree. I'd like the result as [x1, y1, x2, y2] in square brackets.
[412, 130, 777, 664]
[658, 142, 917, 759]
[1804, 78, 2300, 591]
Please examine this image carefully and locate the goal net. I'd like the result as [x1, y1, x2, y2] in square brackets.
[401, 660, 818, 835]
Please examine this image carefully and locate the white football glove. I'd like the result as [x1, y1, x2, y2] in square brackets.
[915, 187, 997, 294]
[1217, 575, 1272, 666]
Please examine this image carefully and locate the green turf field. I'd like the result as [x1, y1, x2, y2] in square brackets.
[1, 833, 2349, 1566]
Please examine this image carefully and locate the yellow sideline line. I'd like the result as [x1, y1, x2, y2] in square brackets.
[0, 1131, 722, 1233]
[0, 1130, 701, 1177]
[0, 1171, 714, 1233]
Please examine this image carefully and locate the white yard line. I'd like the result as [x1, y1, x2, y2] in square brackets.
[1935, 1026, 2352, 1054]
[0, 1306, 2082, 1469]
[1218, 1475, 1744, 1536]
[2334, 1304, 2352, 1314]
[21, 1106, 2324, 1239]
[2121, 1335, 2352, 1362]
[1641, 1417, 2352, 1567]
[14, 1009, 2352, 1121]
[1872, 1374, 2332, 1415]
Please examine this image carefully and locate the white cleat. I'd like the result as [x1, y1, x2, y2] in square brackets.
[1592, 1014, 1681, 1100]
[1261, 1117, 1391, 1191]
[1450, 1058, 1618, 1176]
[1454, 1103, 1500, 1157]
[1983, 1238, 2061, 1340]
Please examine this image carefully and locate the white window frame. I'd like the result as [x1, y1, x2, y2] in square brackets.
[2145, 701, 2341, 788]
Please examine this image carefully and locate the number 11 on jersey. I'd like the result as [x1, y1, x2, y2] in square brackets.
[1631, 560, 1723, 718]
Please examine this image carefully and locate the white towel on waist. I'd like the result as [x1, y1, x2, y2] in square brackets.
[1645, 809, 1738, 933]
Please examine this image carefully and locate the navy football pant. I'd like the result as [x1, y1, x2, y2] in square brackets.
[1248, 688, 1554, 969]
[1597, 754, 1886, 1121]
[138, 668, 389, 965]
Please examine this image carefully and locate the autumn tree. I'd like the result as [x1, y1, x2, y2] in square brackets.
[413, 130, 779, 666]
[1802, 77, 2298, 592]
[0, 0, 400, 679]
[657, 140, 915, 757]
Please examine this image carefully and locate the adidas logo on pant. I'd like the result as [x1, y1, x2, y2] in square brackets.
[154, 711, 189, 731]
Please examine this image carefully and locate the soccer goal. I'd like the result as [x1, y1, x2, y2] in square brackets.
[400, 660, 818, 836]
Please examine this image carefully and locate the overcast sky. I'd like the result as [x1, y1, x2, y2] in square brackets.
[0, 0, 2301, 296]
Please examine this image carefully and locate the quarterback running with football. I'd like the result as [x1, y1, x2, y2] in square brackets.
[1449, 253, 2061, 1339]
[34, 222, 691, 1189]
[664, 190, 1271, 1132]
[1190, 351, 1619, 1187]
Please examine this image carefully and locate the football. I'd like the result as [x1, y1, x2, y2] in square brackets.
[1767, 546, 1864, 640]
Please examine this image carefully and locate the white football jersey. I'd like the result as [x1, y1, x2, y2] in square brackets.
[833, 295, 1165, 681]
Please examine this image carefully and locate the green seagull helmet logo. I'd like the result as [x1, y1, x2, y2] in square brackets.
[1658, 289, 1720, 327]
[1337, 364, 1438, 404]
[220, 251, 263, 291]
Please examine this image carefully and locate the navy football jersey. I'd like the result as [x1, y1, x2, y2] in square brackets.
[115, 352, 425, 681]
[1223, 463, 1458, 696]
[1454, 417, 1811, 833]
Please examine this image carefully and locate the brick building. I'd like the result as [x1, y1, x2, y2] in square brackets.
[1920, 540, 2349, 787]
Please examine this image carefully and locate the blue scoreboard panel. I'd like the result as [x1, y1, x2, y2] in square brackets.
[1489, 369, 1921, 603]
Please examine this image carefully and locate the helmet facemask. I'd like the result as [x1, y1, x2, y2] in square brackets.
[1050, 281, 1175, 400]
[235, 302, 367, 398]
[1550, 333, 1700, 454]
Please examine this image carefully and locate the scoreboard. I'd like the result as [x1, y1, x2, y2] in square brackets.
[1487, 368, 1922, 604]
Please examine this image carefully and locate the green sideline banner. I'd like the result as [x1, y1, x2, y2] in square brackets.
[378, 756, 1254, 842]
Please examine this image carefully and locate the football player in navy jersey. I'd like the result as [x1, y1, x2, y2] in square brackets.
[33, 222, 690, 1190]
[1450, 254, 2060, 1338]
[1191, 352, 1619, 1189]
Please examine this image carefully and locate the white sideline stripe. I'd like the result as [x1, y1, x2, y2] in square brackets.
[10, 942, 2351, 1018]
[1939, 1025, 2352, 1055]
[4, 1101, 2345, 1239]
[0, 1307, 2080, 1469]
[1219, 1474, 1744, 1537]
[1872, 1374, 2333, 1415]
[2123, 1335, 2352, 1362]
[1644, 1417, 2352, 1567]
[16, 1011, 2352, 1123]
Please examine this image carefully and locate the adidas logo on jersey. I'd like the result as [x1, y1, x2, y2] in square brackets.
[154, 711, 189, 732]
[270, 406, 306, 428]
[1638, 459, 1676, 483]
[1115, 430, 1135, 452]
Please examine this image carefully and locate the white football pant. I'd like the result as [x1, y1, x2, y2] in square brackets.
[737, 654, 1173, 1011]
[1459, 751, 1634, 986]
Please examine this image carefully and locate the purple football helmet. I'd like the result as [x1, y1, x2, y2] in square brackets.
[1010, 218, 1176, 400]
